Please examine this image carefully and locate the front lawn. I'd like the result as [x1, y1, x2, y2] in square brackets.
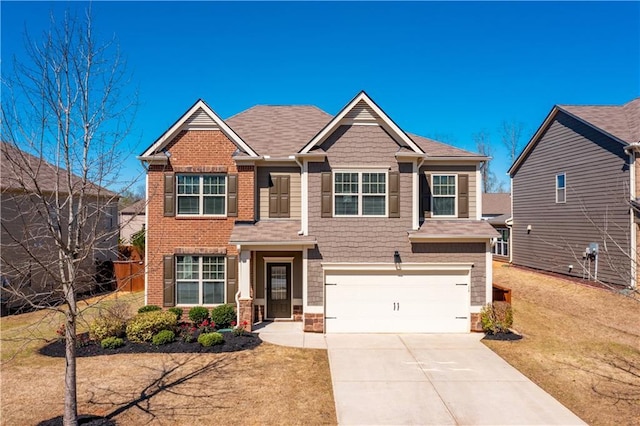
[0, 293, 336, 425]
[486, 262, 640, 426]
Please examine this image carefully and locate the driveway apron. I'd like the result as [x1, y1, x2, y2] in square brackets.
[326, 334, 586, 425]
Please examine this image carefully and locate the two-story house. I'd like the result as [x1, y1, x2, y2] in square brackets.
[508, 97, 640, 290]
[139, 92, 498, 333]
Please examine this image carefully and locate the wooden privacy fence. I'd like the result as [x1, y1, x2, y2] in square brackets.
[113, 261, 145, 292]
[492, 283, 512, 304]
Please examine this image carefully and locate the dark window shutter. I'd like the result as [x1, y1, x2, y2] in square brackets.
[280, 175, 290, 218]
[164, 173, 175, 217]
[321, 172, 332, 218]
[227, 174, 238, 217]
[269, 175, 279, 217]
[458, 174, 469, 218]
[163, 255, 175, 307]
[422, 173, 432, 218]
[226, 256, 237, 304]
[388, 171, 400, 218]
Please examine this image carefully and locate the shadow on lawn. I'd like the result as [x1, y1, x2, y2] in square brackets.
[39, 354, 234, 425]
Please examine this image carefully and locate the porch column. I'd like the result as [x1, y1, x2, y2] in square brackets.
[238, 249, 253, 330]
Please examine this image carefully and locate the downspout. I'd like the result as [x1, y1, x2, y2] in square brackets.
[235, 244, 242, 328]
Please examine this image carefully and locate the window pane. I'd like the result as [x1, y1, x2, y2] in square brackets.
[177, 256, 199, 280]
[335, 195, 358, 215]
[557, 188, 566, 203]
[363, 173, 385, 194]
[202, 257, 225, 280]
[363, 195, 385, 215]
[177, 196, 199, 214]
[556, 174, 565, 189]
[203, 281, 224, 304]
[433, 197, 455, 216]
[270, 266, 287, 301]
[203, 196, 225, 215]
[177, 281, 199, 304]
[203, 175, 225, 195]
[335, 173, 358, 194]
[177, 175, 200, 195]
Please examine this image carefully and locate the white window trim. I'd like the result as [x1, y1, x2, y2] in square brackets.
[431, 174, 458, 218]
[556, 173, 566, 204]
[333, 169, 388, 217]
[175, 255, 226, 306]
[176, 174, 227, 217]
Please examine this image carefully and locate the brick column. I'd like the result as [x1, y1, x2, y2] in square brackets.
[238, 298, 253, 332]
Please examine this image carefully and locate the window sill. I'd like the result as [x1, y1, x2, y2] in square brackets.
[175, 215, 228, 220]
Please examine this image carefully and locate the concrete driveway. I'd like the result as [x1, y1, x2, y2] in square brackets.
[326, 334, 586, 425]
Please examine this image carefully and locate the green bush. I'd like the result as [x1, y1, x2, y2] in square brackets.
[126, 311, 178, 343]
[138, 305, 162, 314]
[89, 316, 126, 341]
[168, 307, 183, 321]
[188, 306, 210, 324]
[198, 332, 224, 347]
[210, 304, 236, 329]
[152, 329, 176, 345]
[480, 302, 514, 334]
[101, 337, 124, 350]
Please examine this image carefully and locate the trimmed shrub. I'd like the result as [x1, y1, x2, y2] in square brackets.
[89, 316, 126, 341]
[198, 332, 224, 347]
[138, 305, 162, 314]
[188, 306, 210, 324]
[480, 301, 514, 334]
[101, 337, 124, 350]
[126, 311, 178, 343]
[152, 329, 176, 345]
[168, 307, 183, 321]
[210, 304, 236, 329]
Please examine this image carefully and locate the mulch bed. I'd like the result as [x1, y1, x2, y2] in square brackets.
[482, 331, 523, 341]
[39, 331, 262, 357]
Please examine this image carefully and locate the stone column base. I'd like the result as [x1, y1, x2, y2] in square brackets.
[303, 313, 323, 333]
[470, 312, 483, 332]
[238, 298, 253, 332]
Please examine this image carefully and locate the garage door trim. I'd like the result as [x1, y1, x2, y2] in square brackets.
[321, 262, 474, 272]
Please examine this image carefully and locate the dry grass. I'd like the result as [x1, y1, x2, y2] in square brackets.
[0, 294, 336, 425]
[486, 262, 640, 426]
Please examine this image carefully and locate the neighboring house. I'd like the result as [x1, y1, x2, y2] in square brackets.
[1, 143, 119, 311]
[482, 193, 511, 259]
[139, 91, 498, 333]
[119, 199, 146, 243]
[508, 97, 640, 289]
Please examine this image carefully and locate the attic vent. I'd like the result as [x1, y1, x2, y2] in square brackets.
[184, 107, 219, 129]
[345, 100, 377, 123]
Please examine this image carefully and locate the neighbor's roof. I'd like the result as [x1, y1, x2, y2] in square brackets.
[408, 220, 499, 240]
[1, 142, 117, 197]
[229, 220, 317, 246]
[482, 193, 511, 216]
[120, 199, 146, 215]
[226, 105, 332, 158]
[559, 97, 640, 144]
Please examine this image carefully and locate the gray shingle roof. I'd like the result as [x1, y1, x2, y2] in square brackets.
[409, 220, 499, 239]
[229, 220, 317, 244]
[1, 142, 117, 197]
[482, 193, 511, 216]
[409, 133, 484, 157]
[559, 97, 640, 144]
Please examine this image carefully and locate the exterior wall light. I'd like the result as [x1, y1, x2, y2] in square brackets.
[394, 250, 401, 264]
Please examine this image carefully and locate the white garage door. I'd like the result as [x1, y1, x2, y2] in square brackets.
[325, 269, 470, 333]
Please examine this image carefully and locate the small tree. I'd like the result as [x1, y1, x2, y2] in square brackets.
[501, 119, 525, 164]
[1, 8, 136, 425]
[474, 130, 505, 193]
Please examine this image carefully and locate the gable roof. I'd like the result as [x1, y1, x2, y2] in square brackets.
[509, 97, 640, 175]
[120, 199, 146, 215]
[1, 142, 117, 197]
[226, 105, 332, 157]
[140, 99, 258, 158]
[299, 91, 425, 155]
[409, 133, 485, 158]
[482, 193, 511, 216]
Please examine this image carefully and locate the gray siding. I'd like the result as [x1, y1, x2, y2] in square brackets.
[256, 166, 301, 220]
[306, 125, 487, 306]
[512, 112, 631, 286]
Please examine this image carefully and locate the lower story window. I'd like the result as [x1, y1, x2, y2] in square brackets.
[492, 228, 509, 257]
[176, 255, 225, 305]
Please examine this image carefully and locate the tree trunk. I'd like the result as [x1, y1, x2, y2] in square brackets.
[63, 288, 78, 426]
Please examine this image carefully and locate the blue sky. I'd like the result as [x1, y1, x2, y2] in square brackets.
[2, 1, 639, 192]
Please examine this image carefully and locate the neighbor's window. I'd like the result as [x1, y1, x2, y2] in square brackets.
[334, 171, 386, 216]
[432, 175, 456, 216]
[176, 255, 225, 305]
[556, 173, 566, 203]
[177, 175, 226, 215]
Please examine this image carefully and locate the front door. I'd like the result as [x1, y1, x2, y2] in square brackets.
[267, 263, 291, 319]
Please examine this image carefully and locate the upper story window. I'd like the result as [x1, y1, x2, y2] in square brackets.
[432, 175, 456, 216]
[176, 255, 225, 305]
[556, 173, 566, 203]
[177, 174, 226, 215]
[334, 171, 386, 216]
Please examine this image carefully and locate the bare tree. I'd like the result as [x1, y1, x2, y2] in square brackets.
[474, 131, 505, 193]
[501, 120, 525, 164]
[1, 8, 136, 425]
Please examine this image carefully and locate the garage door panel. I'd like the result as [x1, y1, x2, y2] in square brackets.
[325, 270, 470, 333]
